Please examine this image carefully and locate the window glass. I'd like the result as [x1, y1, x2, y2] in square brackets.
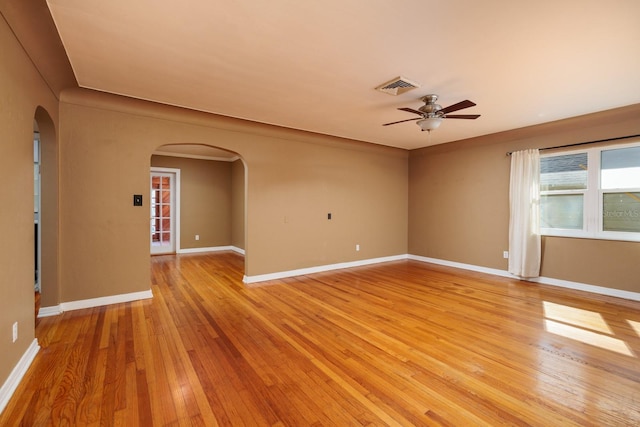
[540, 194, 583, 229]
[539, 142, 640, 241]
[540, 153, 588, 191]
[601, 146, 640, 189]
[602, 192, 640, 232]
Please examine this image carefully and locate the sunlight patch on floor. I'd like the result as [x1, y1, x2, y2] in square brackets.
[543, 301, 613, 334]
[628, 319, 640, 337]
[542, 301, 636, 357]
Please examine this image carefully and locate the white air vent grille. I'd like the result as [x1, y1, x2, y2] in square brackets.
[375, 76, 421, 96]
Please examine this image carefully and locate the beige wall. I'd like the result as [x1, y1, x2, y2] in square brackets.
[151, 155, 235, 249]
[409, 104, 640, 293]
[58, 87, 408, 301]
[0, 11, 62, 389]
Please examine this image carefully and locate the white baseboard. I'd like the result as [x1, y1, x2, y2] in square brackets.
[231, 246, 245, 255]
[526, 275, 640, 302]
[38, 305, 62, 318]
[0, 339, 40, 415]
[243, 254, 407, 284]
[243, 253, 640, 301]
[39, 253, 640, 317]
[408, 255, 511, 279]
[408, 254, 640, 302]
[178, 245, 245, 255]
[58, 289, 153, 313]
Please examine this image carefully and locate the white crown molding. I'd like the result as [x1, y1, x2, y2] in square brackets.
[0, 339, 40, 415]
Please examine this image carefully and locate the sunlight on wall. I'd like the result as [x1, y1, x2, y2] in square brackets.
[543, 302, 634, 357]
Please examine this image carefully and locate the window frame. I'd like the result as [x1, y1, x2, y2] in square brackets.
[540, 140, 640, 242]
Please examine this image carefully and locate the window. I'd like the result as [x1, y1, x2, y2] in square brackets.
[540, 141, 640, 241]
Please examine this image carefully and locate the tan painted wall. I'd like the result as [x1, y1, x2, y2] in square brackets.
[231, 159, 246, 250]
[409, 104, 640, 293]
[151, 155, 233, 249]
[0, 12, 61, 390]
[58, 87, 408, 301]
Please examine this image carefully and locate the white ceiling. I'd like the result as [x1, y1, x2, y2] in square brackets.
[46, 0, 640, 150]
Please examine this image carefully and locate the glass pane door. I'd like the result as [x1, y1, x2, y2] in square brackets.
[150, 172, 175, 254]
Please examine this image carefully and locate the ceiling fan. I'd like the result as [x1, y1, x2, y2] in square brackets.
[383, 94, 480, 132]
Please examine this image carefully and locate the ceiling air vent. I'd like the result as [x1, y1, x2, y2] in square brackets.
[375, 76, 421, 96]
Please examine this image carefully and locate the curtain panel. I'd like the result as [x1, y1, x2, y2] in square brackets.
[508, 149, 541, 279]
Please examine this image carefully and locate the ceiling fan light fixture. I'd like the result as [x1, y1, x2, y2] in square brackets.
[417, 117, 443, 132]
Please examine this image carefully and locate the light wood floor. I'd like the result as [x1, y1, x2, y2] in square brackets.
[2, 252, 640, 426]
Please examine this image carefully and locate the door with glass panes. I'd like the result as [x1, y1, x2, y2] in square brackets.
[150, 171, 176, 254]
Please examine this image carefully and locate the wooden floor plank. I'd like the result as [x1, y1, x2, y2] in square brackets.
[2, 252, 640, 426]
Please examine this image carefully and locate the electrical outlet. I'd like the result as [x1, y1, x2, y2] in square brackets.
[195, 234, 200, 241]
[356, 244, 360, 251]
[12, 322, 18, 343]
[503, 251, 509, 259]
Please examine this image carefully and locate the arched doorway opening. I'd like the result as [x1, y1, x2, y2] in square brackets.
[33, 107, 59, 319]
[149, 144, 247, 258]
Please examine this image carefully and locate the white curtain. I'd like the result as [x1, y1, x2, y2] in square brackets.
[508, 149, 541, 279]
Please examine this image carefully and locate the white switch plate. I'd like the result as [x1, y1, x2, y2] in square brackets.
[195, 234, 199, 241]
[503, 251, 509, 259]
[12, 322, 18, 342]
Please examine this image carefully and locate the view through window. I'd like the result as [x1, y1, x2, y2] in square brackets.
[540, 142, 640, 241]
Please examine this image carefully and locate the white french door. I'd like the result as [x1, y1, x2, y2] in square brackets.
[150, 169, 179, 254]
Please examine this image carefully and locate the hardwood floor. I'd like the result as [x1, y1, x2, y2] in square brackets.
[2, 252, 640, 426]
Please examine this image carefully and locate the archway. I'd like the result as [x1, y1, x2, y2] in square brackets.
[33, 107, 59, 317]
[149, 143, 247, 260]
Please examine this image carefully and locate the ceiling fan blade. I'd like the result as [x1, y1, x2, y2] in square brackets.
[439, 100, 476, 115]
[398, 107, 423, 116]
[443, 114, 481, 119]
[382, 117, 422, 126]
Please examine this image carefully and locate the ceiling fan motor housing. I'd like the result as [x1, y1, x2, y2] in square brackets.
[418, 95, 442, 117]
[418, 104, 442, 117]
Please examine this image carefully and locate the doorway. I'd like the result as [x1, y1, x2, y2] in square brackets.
[33, 106, 60, 317]
[34, 131, 41, 292]
[150, 168, 180, 254]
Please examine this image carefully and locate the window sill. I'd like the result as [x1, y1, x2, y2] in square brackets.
[541, 229, 640, 243]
